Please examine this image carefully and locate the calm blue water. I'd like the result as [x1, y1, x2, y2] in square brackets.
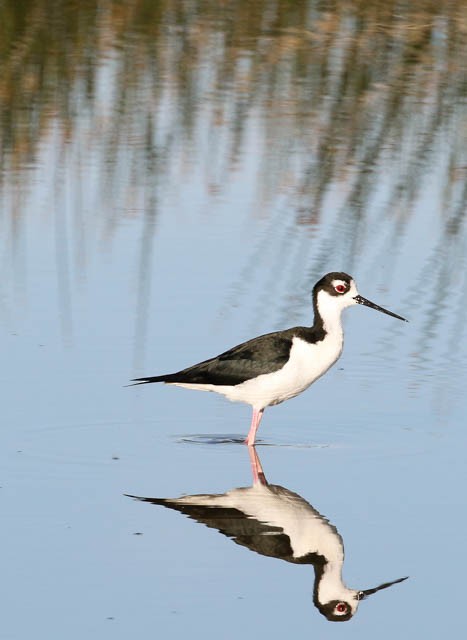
[1, 3, 466, 638]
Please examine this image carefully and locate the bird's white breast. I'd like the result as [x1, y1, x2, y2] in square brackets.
[205, 333, 344, 409]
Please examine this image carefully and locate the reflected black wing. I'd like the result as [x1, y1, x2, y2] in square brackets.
[127, 494, 301, 562]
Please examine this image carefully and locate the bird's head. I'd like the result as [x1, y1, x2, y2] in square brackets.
[313, 272, 407, 323]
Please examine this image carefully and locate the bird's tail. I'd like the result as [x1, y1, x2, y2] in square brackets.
[129, 375, 171, 386]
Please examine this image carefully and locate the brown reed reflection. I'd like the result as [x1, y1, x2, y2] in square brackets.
[1, 1, 465, 212]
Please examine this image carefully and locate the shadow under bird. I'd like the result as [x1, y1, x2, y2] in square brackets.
[126, 447, 408, 621]
[132, 272, 407, 444]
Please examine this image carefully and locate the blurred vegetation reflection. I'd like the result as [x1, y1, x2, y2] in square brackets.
[1, 0, 465, 218]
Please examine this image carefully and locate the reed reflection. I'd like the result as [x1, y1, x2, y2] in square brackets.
[1, 0, 464, 234]
[127, 447, 407, 622]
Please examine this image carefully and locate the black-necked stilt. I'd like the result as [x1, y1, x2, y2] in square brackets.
[132, 272, 406, 444]
[127, 447, 407, 621]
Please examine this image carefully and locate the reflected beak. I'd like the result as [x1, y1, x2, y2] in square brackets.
[354, 295, 407, 322]
[357, 576, 409, 600]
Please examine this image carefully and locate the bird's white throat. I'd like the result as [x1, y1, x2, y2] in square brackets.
[315, 287, 357, 336]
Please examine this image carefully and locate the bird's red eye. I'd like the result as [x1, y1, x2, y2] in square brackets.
[336, 603, 347, 613]
[335, 284, 346, 293]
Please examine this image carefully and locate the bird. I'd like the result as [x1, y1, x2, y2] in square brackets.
[126, 447, 408, 622]
[132, 272, 407, 445]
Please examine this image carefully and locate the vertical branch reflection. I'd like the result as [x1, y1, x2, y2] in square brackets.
[54, 135, 73, 346]
[133, 115, 158, 372]
[133, 205, 157, 371]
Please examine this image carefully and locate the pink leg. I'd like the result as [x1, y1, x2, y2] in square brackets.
[248, 445, 268, 485]
[245, 408, 264, 446]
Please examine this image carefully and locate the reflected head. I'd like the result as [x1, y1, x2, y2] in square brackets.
[316, 599, 356, 622]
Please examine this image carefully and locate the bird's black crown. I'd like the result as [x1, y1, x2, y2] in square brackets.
[313, 272, 353, 298]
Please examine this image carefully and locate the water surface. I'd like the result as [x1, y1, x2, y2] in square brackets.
[1, 2, 466, 638]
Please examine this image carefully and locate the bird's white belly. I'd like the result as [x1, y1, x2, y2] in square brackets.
[231, 336, 343, 408]
[173, 335, 343, 409]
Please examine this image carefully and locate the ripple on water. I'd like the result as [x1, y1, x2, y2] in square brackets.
[175, 433, 333, 448]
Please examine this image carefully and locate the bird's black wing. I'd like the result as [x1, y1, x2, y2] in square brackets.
[133, 327, 309, 387]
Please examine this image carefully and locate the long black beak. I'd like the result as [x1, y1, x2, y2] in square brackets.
[354, 295, 408, 322]
[357, 576, 408, 600]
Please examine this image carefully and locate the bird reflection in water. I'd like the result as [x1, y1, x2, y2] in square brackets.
[126, 448, 407, 621]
